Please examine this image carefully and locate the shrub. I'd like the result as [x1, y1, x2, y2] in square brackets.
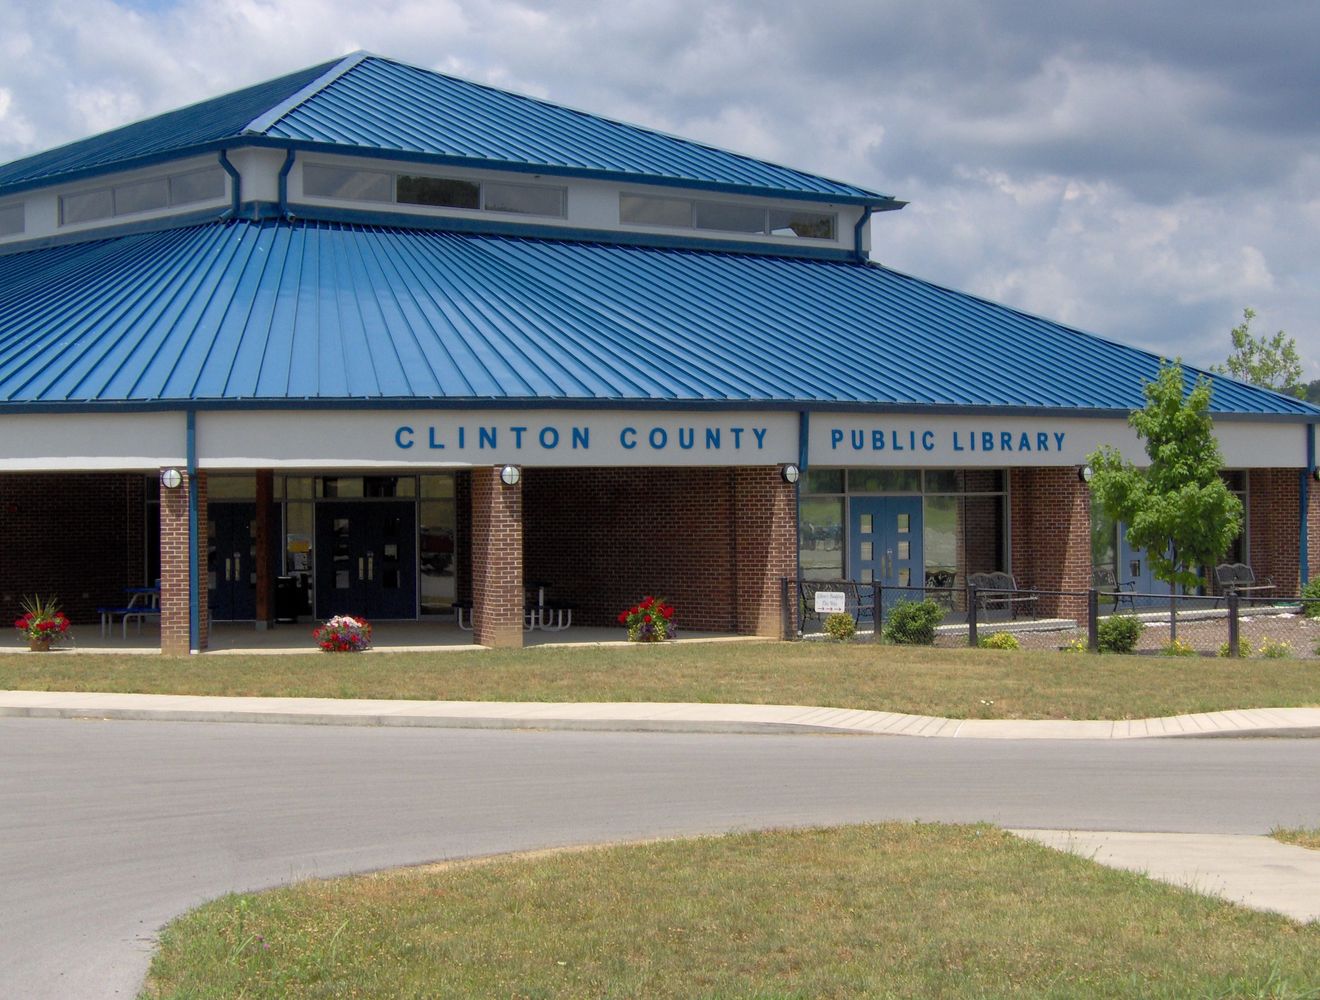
[1301, 577, 1320, 619]
[979, 631, 1020, 651]
[883, 599, 945, 646]
[1096, 614, 1142, 654]
[1217, 637, 1252, 658]
[1060, 637, 1089, 654]
[823, 612, 856, 642]
[1159, 638, 1196, 657]
[1258, 637, 1293, 659]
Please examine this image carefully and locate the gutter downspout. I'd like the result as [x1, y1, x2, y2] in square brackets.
[218, 151, 241, 218]
[187, 411, 200, 654]
[277, 150, 296, 218]
[852, 206, 874, 262]
[1303, 423, 1315, 584]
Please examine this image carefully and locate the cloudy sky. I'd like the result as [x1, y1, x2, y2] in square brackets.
[2, 0, 1317, 376]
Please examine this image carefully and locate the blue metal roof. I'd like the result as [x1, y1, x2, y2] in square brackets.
[0, 60, 344, 191]
[0, 218, 1313, 417]
[0, 54, 894, 206]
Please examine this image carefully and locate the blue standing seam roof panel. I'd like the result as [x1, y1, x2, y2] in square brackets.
[0, 60, 344, 190]
[0, 55, 893, 205]
[0, 217, 1317, 418]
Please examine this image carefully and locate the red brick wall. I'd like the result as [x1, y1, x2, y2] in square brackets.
[470, 467, 523, 648]
[1010, 467, 1090, 619]
[160, 470, 207, 655]
[0, 473, 145, 627]
[1249, 469, 1302, 592]
[521, 466, 795, 636]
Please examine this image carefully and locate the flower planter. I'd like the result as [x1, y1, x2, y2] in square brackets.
[28, 636, 54, 652]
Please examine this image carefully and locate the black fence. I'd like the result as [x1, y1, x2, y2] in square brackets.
[784, 578, 1320, 658]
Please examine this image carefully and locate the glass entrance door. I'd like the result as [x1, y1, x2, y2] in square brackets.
[208, 503, 257, 621]
[314, 502, 417, 619]
[850, 497, 924, 606]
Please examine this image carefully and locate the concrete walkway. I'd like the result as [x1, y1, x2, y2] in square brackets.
[1012, 830, 1320, 923]
[1, 690, 1318, 738]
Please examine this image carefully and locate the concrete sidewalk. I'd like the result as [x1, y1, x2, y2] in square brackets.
[1012, 830, 1320, 923]
[2, 690, 1318, 738]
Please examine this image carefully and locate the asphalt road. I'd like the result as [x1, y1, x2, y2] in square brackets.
[3, 718, 1319, 998]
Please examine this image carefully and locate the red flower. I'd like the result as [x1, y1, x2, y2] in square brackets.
[661, 606, 674, 619]
[617, 611, 628, 624]
[643, 613, 653, 623]
[641, 597, 654, 608]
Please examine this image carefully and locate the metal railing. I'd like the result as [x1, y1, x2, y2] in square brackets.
[784, 578, 1319, 656]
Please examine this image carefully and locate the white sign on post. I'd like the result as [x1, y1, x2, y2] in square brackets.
[814, 591, 846, 614]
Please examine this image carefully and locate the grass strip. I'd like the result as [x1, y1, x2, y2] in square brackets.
[1274, 827, 1320, 851]
[4, 643, 1319, 720]
[141, 823, 1320, 999]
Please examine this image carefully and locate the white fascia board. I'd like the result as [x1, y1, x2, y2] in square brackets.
[0, 412, 187, 470]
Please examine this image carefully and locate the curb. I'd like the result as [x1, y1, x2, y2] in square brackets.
[3, 694, 1319, 739]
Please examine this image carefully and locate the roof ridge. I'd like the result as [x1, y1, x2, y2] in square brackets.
[242, 51, 372, 135]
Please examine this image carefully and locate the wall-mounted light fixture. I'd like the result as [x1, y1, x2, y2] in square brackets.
[1312, 466, 1320, 483]
[499, 464, 521, 487]
[160, 468, 183, 490]
[1078, 464, 1094, 484]
[781, 463, 801, 485]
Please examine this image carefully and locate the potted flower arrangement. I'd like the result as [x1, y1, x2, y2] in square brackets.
[14, 595, 72, 652]
[313, 614, 372, 652]
[618, 596, 675, 642]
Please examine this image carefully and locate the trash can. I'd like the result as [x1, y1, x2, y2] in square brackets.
[275, 576, 299, 623]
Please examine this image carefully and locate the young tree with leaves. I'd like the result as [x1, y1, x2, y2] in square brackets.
[1089, 361, 1244, 641]
[1212, 307, 1304, 398]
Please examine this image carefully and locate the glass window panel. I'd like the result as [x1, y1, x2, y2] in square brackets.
[282, 477, 314, 500]
[896, 513, 910, 532]
[364, 476, 412, 498]
[382, 568, 401, 589]
[924, 470, 963, 494]
[768, 208, 835, 240]
[805, 469, 844, 494]
[170, 167, 225, 205]
[302, 164, 392, 202]
[860, 513, 873, 533]
[207, 475, 255, 500]
[693, 200, 765, 234]
[898, 541, 910, 559]
[619, 194, 692, 228]
[285, 504, 313, 575]
[1220, 470, 1246, 491]
[114, 177, 169, 215]
[384, 543, 399, 559]
[420, 474, 456, 499]
[849, 469, 921, 493]
[0, 202, 24, 237]
[319, 477, 364, 498]
[860, 567, 873, 583]
[860, 542, 873, 561]
[420, 497, 457, 614]
[799, 497, 843, 581]
[923, 496, 959, 574]
[397, 174, 479, 209]
[61, 188, 114, 225]
[483, 182, 565, 217]
[964, 469, 1005, 493]
[898, 568, 911, 586]
[1091, 498, 1119, 575]
[335, 569, 351, 589]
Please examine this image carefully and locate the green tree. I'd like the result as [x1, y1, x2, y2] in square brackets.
[1305, 378, 1320, 405]
[1211, 307, 1304, 398]
[1089, 361, 1244, 641]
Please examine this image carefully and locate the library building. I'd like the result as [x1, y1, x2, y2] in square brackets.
[1, 53, 1316, 652]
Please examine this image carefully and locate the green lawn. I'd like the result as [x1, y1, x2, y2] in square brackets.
[140, 823, 1320, 999]
[4, 642, 1319, 719]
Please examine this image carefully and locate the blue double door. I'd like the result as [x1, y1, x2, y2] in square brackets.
[315, 502, 417, 620]
[849, 497, 924, 607]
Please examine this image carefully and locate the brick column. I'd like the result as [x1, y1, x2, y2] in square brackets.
[1308, 474, 1320, 585]
[732, 468, 797, 637]
[471, 466, 523, 648]
[1248, 469, 1302, 592]
[1010, 467, 1090, 620]
[160, 470, 207, 654]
